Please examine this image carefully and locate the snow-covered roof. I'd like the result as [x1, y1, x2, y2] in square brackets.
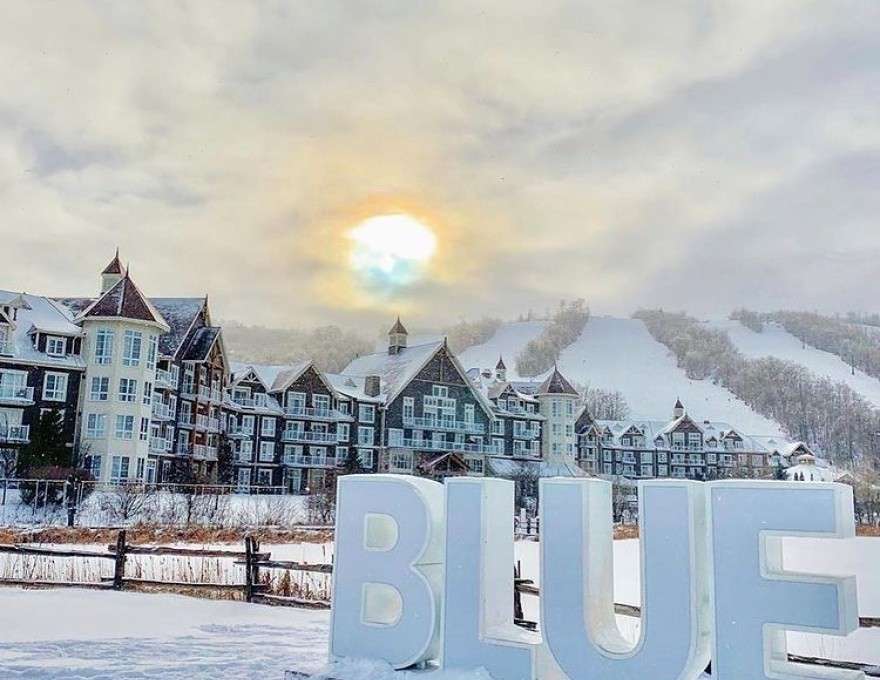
[487, 457, 587, 478]
[151, 298, 206, 357]
[76, 275, 169, 331]
[324, 372, 383, 403]
[591, 416, 786, 453]
[0, 290, 85, 369]
[341, 340, 444, 404]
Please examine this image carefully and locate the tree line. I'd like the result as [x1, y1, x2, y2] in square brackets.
[515, 299, 590, 377]
[634, 309, 880, 467]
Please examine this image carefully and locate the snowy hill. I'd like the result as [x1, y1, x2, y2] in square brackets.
[554, 317, 782, 434]
[458, 320, 548, 380]
[706, 319, 880, 408]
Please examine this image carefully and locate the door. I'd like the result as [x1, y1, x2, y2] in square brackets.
[237, 467, 251, 492]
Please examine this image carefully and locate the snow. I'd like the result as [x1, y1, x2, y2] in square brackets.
[1, 536, 875, 677]
[0, 589, 329, 679]
[554, 316, 783, 434]
[458, 321, 548, 380]
[0, 290, 85, 369]
[707, 319, 880, 408]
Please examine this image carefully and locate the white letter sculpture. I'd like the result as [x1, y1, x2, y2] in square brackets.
[330, 474, 444, 669]
[707, 481, 862, 680]
[442, 477, 537, 680]
[540, 478, 711, 680]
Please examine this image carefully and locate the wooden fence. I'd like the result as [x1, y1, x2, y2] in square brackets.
[0, 534, 877, 676]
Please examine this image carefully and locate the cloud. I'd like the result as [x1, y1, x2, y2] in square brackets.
[0, 1, 877, 327]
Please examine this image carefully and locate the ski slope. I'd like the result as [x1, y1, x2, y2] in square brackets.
[458, 320, 548, 380]
[555, 316, 783, 435]
[707, 319, 880, 408]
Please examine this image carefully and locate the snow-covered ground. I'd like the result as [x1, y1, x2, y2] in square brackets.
[458, 321, 548, 380]
[1, 537, 876, 677]
[707, 319, 880, 408]
[555, 316, 783, 434]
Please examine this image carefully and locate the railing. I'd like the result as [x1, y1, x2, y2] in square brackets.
[195, 414, 208, 430]
[403, 415, 485, 434]
[149, 436, 171, 453]
[151, 401, 174, 420]
[512, 428, 540, 440]
[177, 416, 195, 429]
[154, 369, 175, 389]
[281, 430, 337, 444]
[283, 454, 337, 468]
[234, 452, 253, 463]
[207, 417, 220, 432]
[193, 444, 218, 460]
[283, 405, 350, 421]
[180, 384, 197, 400]
[177, 443, 193, 456]
[0, 385, 34, 403]
[0, 425, 29, 443]
[390, 438, 490, 454]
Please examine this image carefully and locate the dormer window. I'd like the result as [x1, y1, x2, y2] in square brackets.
[46, 336, 65, 357]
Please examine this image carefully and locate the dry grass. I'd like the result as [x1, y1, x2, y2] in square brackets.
[856, 525, 880, 537]
[613, 524, 640, 540]
[0, 524, 333, 546]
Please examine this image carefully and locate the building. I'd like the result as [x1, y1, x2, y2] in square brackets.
[54, 251, 231, 484]
[0, 291, 85, 477]
[576, 399, 776, 480]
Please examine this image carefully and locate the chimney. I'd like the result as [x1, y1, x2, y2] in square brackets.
[365, 375, 381, 397]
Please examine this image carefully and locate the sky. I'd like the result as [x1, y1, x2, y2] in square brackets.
[1, 1, 878, 330]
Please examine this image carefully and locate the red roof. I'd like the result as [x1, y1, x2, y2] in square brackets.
[102, 248, 124, 275]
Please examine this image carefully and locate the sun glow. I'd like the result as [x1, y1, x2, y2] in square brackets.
[348, 213, 438, 291]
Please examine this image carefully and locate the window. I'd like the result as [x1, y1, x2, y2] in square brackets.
[146, 335, 158, 369]
[358, 449, 375, 468]
[94, 329, 114, 364]
[492, 419, 504, 435]
[403, 397, 414, 421]
[86, 414, 107, 439]
[464, 404, 474, 423]
[254, 393, 268, 408]
[431, 385, 448, 398]
[313, 394, 330, 412]
[115, 415, 135, 440]
[241, 415, 255, 435]
[262, 417, 276, 437]
[359, 404, 375, 423]
[260, 441, 275, 461]
[139, 417, 149, 441]
[358, 426, 374, 445]
[136, 458, 145, 481]
[110, 456, 130, 482]
[122, 330, 143, 367]
[46, 336, 65, 356]
[118, 378, 137, 402]
[336, 423, 349, 442]
[240, 440, 253, 456]
[42, 373, 68, 401]
[389, 428, 404, 447]
[88, 455, 103, 479]
[142, 381, 153, 406]
[552, 400, 560, 417]
[390, 450, 412, 470]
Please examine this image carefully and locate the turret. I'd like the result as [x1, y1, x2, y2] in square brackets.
[495, 356, 507, 382]
[388, 317, 408, 355]
[101, 248, 125, 293]
[673, 398, 685, 419]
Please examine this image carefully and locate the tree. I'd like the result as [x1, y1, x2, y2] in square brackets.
[339, 448, 366, 476]
[17, 409, 68, 476]
[216, 439, 235, 485]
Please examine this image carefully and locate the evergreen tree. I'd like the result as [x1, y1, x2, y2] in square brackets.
[17, 409, 68, 476]
[340, 448, 366, 475]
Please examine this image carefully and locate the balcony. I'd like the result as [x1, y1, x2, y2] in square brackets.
[180, 384, 197, 400]
[193, 444, 218, 461]
[152, 401, 174, 421]
[234, 452, 253, 464]
[283, 405, 351, 421]
[155, 369, 176, 390]
[402, 416, 485, 435]
[0, 385, 35, 405]
[225, 426, 249, 438]
[177, 416, 195, 429]
[177, 443, 193, 456]
[512, 428, 540, 440]
[283, 453, 338, 468]
[149, 436, 172, 453]
[390, 438, 490, 454]
[281, 430, 337, 444]
[0, 425, 29, 443]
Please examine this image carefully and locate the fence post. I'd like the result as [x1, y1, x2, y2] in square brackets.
[244, 535, 254, 602]
[113, 530, 127, 590]
[65, 475, 76, 528]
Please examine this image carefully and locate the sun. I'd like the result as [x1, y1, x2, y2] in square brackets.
[347, 213, 438, 291]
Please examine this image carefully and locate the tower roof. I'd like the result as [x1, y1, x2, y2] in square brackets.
[102, 248, 124, 275]
[78, 272, 169, 330]
[538, 366, 578, 396]
[496, 356, 506, 369]
[389, 316, 408, 335]
[674, 398, 684, 409]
